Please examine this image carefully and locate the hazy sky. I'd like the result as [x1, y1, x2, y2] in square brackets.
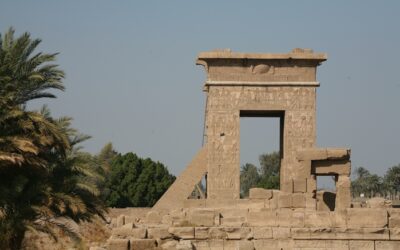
[1, 1, 399, 182]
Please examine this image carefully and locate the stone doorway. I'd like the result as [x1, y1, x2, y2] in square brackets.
[239, 110, 284, 196]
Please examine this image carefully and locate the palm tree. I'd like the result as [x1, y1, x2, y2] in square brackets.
[0, 28, 106, 250]
[384, 164, 400, 199]
[0, 27, 68, 169]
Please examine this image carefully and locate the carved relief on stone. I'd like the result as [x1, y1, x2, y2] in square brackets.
[251, 64, 275, 75]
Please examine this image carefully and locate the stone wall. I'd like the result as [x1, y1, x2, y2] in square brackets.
[206, 86, 317, 199]
[107, 206, 400, 250]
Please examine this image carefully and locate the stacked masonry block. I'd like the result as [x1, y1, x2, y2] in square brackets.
[107, 207, 400, 250]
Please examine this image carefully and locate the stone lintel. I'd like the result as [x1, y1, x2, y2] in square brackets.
[197, 49, 327, 61]
[297, 148, 350, 161]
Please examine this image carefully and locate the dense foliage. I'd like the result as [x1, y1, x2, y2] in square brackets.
[240, 152, 280, 197]
[104, 153, 175, 207]
[352, 165, 400, 199]
[0, 28, 106, 250]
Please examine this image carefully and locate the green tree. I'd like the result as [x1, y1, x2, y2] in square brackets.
[240, 163, 259, 197]
[259, 151, 280, 177]
[384, 164, 400, 199]
[257, 151, 280, 189]
[0, 28, 106, 250]
[351, 166, 383, 198]
[104, 153, 175, 207]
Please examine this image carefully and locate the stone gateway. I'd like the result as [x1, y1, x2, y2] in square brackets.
[107, 49, 400, 250]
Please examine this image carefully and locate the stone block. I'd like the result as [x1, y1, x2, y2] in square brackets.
[390, 228, 400, 240]
[304, 211, 332, 228]
[272, 227, 291, 239]
[219, 208, 248, 227]
[205, 199, 237, 208]
[276, 208, 292, 227]
[367, 197, 391, 208]
[221, 240, 236, 249]
[308, 227, 334, 239]
[336, 186, 351, 210]
[278, 193, 292, 208]
[253, 227, 273, 239]
[336, 175, 351, 210]
[269, 196, 279, 210]
[293, 239, 326, 248]
[208, 227, 227, 239]
[112, 223, 135, 237]
[117, 215, 125, 227]
[168, 227, 194, 239]
[248, 209, 276, 226]
[305, 193, 317, 211]
[280, 180, 293, 193]
[362, 228, 390, 240]
[291, 228, 310, 239]
[307, 175, 317, 193]
[294, 239, 349, 249]
[292, 193, 306, 208]
[161, 215, 172, 225]
[292, 211, 305, 227]
[161, 240, 179, 250]
[326, 148, 350, 160]
[349, 240, 374, 250]
[124, 216, 136, 225]
[214, 213, 221, 226]
[249, 188, 272, 199]
[347, 208, 388, 228]
[89, 247, 106, 250]
[188, 209, 215, 226]
[293, 178, 307, 193]
[253, 239, 293, 250]
[112, 224, 147, 239]
[183, 199, 206, 208]
[326, 239, 350, 249]
[190, 240, 207, 250]
[236, 240, 254, 250]
[147, 227, 171, 240]
[107, 239, 129, 250]
[208, 239, 224, 249]
[221, 216, 246, 227]
[172, 219, 191, 227]
[390, 210, 400, 226]
[194, 227, 209, 239]
[297, 160, 312, 178]
[130, 228, 147, 239]
[375, 241, 400, 250]
[175, 240, 193, 250]
[129, 239, 157, 250]
[224, 227, 253, 240]
[313, 160, 351, 176]
[335, 228, 389, 240]
[146, 211, 162, 224]
[331, 209, 347, 228]
[236, 199, 265, 209]
[297, 148, 327, 161]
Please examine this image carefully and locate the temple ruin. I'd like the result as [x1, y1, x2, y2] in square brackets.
[107, 49, 400, 250]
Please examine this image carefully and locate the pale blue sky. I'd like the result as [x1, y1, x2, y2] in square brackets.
[1, 1, 399, 181]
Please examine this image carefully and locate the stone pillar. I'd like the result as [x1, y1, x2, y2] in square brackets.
[335, 175, 351, 210]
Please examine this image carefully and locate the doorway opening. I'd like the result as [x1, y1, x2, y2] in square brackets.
[316, 175, 337, 211]
[239, 110, 284, 198]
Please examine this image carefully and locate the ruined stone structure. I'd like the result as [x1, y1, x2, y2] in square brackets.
[107, 49, 400, 250]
